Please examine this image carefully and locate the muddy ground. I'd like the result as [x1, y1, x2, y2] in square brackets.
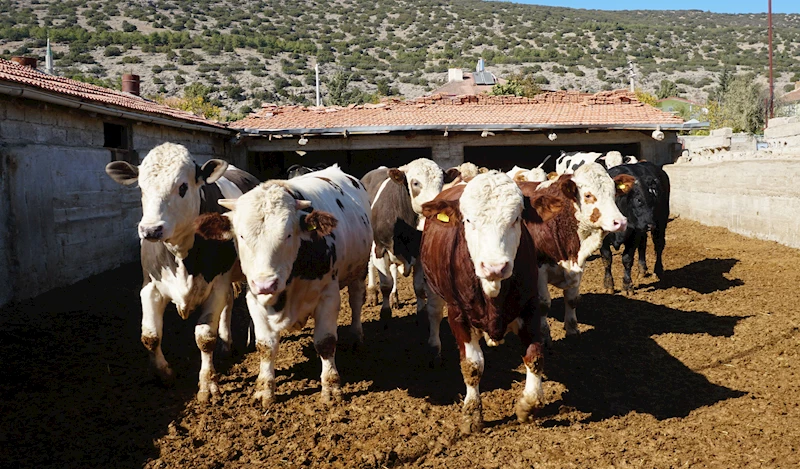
[2, 217, 799, 468]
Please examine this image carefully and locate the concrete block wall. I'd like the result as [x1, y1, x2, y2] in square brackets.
[664, 160, 800, 249]
[0, 96, 236, 306]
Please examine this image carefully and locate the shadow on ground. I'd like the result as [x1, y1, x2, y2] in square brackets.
[647, 258, 744, 294]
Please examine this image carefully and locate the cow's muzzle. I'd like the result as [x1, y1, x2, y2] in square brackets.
[139, 223, 165, 241]
[251, 277, 280, 296]
[479, 261, 511, 281]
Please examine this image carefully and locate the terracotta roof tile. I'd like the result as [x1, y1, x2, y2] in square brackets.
[0, 59, 225, 129]
[232, 90, 684, 132]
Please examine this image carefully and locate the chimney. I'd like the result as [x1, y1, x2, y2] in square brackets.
[122, 73, 140, 96]
[10, 56, 37, 68]
[448, 68, 463, 83]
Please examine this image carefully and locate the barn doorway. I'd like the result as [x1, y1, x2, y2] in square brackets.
[464, 143, 641, 173]
[246, 147, 432, 181]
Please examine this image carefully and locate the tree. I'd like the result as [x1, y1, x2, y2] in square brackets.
[325, 71, 373, 106]
[490, 71, 542, 97]
[711, 73, 766, 134]
[656, 79, 679, 99]
[635, 89, 659, 107]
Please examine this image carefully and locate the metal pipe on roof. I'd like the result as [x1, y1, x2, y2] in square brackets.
[238, 122, 706, 136]
[0, 83, 233, 136]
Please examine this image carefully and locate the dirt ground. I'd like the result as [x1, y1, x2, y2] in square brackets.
[2, 217, 800, 468]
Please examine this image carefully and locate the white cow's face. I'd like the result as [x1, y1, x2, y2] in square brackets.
[389, 158, 446, 215]
[459, 172, 524, 298]
[105, 142, 228, 243]
[571, 162, 627, 233]
[215, 183, 336, 307]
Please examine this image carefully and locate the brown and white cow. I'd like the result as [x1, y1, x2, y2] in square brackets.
[105, 142, 258, 402]
[421, 171, 563, 433]
[528, 162, 629, 342]
[362, 159, 456, 324]
[196, 165, 372, 407]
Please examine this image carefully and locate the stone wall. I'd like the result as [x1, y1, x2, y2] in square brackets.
[0, 96, 236, 306]
[664, 159, 800, 249]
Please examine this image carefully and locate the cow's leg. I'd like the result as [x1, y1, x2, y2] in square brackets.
[217, 286, 234, 357]
[637, 232, 650, 278]
[652, 224, 666, 278]
[140, 283, 173, 385]
[413, 263, 427, 320]
[621, 240, 637, 294]
[563, 286, 581, 336]
[373, 254, 393, 325]
[425, 288, 446, 367]
[194, 283, 230, 403]
[450, 316, 484, 434]
[389, 262, 400, 309]
[537, 267, 553, 346]
[347, 268, 367, 346]
[601, 238, 615, 293]
[246, 293, 280, 408]
[315, 282, 343, 406]
[515, 321, 545, 423]
[366, 247, 379, 307]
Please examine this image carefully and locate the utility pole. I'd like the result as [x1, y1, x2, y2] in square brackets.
[768, 0, 774, 122]
[315, 63, 321, 107]
[628, 60, 636, 93]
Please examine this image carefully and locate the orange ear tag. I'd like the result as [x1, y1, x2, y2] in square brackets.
[436, 213, 450, 223]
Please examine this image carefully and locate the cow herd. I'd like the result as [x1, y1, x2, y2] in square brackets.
[105, 142, 670, 434]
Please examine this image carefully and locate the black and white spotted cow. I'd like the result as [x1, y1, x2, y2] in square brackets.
[361, 159, 457, 325]
[556, 151, 638, 174]
[195, 165, 373, 407]
[105, 142, 259, 403]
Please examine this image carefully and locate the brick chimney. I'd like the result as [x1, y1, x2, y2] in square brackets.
[122, 74, 140, 96]
[10, 56, 37, 68]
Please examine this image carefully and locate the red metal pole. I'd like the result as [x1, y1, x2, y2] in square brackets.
[768, 0, 774, 121]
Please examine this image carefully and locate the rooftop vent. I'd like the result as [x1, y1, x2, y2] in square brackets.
[448, 68, 463, 83]
[122, 74, 140, 96]
[10, 56, 37, 68]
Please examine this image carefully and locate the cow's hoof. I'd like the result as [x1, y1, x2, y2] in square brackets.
[390, 292, 400, 309]
[197, 381, 220, 404]
[254, 379, 276, 408]
[366, 288, 379, 307]
[564, 318, 579, 337]
[622, 283, 634, 295]
[603, 277, 614, 291]
[460, 400, 483, 435]
[427, 346, 442, 368]
[515, 394, 543, 423]
[380, 307, 392, 329]
[155, 365, 176, 387]
[321, 385, 343, 406]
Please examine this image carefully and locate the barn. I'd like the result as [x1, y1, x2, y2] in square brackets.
[0, 58, 243, 307]
[231, 91, 700, 179]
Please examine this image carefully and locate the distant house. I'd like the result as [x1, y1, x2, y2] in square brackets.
[777, 82, 800, 117]
[231, 90, 702, 181]
[0, 58, 240, 306]
[656, 97, 707, 120]
[430, 60, 506, 96]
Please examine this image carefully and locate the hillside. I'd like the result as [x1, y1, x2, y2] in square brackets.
[2, 0, 800, 119]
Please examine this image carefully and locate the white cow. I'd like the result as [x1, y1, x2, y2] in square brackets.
[195, 165, 372, 407]
[363, 158, 454, 325]
[534, 162, 628, 342]
[105, 142, 258, 402]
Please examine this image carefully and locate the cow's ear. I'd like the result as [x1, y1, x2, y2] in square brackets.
[388, 168, 406, 185]
[444, 168, 460, 184]
[199, 159, 229, 184]
[513, 170, 528, 183]
[422, 199, 461, 225]
[106, 161, 139, 185]
[218, 199, 237, 211]
[195, 213, 234, 241]
[478, 167, 489, 174]
[558, 177, 579, 201]
[526, 194, 564, 223]
[613, 174, 637, 196]
[547, 171, 559, 181]
[301, 210, 338, 237]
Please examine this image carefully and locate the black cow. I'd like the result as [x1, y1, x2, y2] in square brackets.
[285, 163, 329, 179]
[600, 161, 670, 293]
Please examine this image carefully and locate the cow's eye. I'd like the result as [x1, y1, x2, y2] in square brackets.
[179, 183, 188, 198]
[412, 180, 421, 187]
[287, 234, 292, 239]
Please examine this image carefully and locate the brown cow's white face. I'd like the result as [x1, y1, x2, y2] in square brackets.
[459, 172, 524, 298]
[105, 142, 228, 244]
[401, 158, 445, 214]
[571, 162, 627, 233]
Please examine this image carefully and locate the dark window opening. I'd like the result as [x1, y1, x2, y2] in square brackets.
[103, 123, 128, 149]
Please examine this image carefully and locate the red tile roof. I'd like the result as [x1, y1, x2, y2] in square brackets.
[232, 90, 685, 134]
[0, 59, 226, 130]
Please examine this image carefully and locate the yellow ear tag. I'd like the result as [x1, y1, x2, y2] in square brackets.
[436, 213, 450, 223]
[618, 184, 627, 190]
[307, 222, 317, 231]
